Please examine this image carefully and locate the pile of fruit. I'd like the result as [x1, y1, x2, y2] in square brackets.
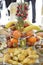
[4, 21, 41, 48]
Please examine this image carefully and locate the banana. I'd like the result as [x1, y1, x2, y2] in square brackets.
[5, 21, 16, 28]
[23, 25, 41, 33]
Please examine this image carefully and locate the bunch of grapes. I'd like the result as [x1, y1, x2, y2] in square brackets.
[16, 3, 28, 20]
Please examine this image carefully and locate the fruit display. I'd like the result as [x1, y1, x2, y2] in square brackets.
[0, 20, 41, 49]
[6, 22, 41, 48]
[0, 0, 43, 64]
[0, 20, 41, 64]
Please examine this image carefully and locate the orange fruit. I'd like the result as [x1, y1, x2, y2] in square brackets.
[27, 36, 36, 44]
[26, 31, 33, 37]
[10, 38, 18, 47]
[7, 38, 18, 48]
[13, 30, 21, 39]
[10, 38, 18, 44]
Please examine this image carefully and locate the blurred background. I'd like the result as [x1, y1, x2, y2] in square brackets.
[0, 0, 42, 25]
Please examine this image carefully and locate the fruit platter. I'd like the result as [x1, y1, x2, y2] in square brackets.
[0, 1, 43, 65]
[0, 21, 43, 65]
